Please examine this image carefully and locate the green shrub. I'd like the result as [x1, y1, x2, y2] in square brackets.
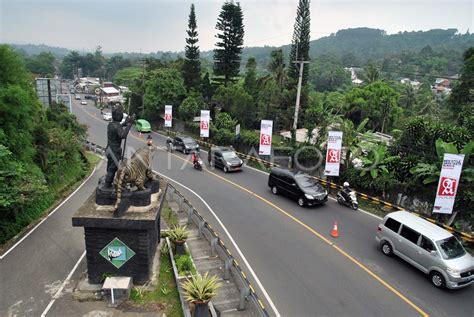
[175, 254, 195, 275]
[213, 128, 234, 145]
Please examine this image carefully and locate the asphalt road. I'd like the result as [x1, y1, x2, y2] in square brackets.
[73, 98, 473, 317]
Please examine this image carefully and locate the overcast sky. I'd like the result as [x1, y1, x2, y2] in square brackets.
[1, 0, 472, 53]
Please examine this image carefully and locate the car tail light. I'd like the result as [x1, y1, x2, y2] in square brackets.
[377, 226, 381, 232]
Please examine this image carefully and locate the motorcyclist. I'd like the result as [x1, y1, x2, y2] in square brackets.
[341, 182, 352, 203]
[191, 150, 199, 164]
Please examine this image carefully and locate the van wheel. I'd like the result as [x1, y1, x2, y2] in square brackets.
[298, 198, 305, 207]
[271, 186, 278, 195]
[381, 242, 393, 256]
[430, 271, 446, 289]
[223, 166, 229, 173]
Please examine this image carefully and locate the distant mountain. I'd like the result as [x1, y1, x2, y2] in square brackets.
[9, 43, 71, 57]
[7, 28, 473, 69]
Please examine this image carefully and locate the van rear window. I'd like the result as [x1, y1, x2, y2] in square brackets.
[384, 217, 401, 233]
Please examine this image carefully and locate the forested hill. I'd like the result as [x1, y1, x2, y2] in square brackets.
[241, 28, 474, 68]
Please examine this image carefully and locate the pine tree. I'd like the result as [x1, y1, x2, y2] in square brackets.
[244, 57, 257, 98]
[183, 4, 201, 91]
[288, 0, 310, 86]
[213, 1, 244, 85]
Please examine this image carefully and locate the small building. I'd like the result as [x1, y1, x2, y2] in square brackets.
[100, 87, 122, 104]
[400, 78, 421, 90]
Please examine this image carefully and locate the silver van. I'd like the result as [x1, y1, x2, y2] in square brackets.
[376, 211, 473, 289]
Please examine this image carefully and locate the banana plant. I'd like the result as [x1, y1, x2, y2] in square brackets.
[410, 139, 474, 184]
[359, 144, 399, 179]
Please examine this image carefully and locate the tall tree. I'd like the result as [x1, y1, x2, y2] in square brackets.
[268, 49, 286, 91]
[243, 57, 257, 98]
[287, 0, 310, 86]
[183, 4, 202, 91]
[213, 1, 244, 85]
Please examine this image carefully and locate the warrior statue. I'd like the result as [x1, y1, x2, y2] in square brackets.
[104, 104, 133, 188]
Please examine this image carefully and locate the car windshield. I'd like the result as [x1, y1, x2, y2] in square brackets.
[182, 137, 195, 144]
[436, 236, 466, 259]
[222, 151, 238, 160]
[294, 175, 318, 188]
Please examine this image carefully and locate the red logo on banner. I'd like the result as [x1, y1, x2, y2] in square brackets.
[200, 121, 209, 130]
[164, 113, 172, 121]
[260, 134, 271, 145]
[326, 149, 340, 163]
[438, 177, 457, 196]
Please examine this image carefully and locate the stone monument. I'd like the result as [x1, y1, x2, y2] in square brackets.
[73, 106, 163, 284]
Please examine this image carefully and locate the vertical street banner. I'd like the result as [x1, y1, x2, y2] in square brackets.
[433, 153, 465, 214]
[200, 110, 210, 138]
[164, 105, 172, 127]
[259, 120, 273, 155]
[324, 131, 343, 176]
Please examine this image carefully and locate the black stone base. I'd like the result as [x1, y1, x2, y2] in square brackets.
[72, 184, 166, 285]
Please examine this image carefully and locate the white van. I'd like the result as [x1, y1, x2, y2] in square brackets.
[376, 211, 473, 289]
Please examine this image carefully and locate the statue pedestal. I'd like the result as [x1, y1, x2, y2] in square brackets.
[72, 179, 163, 284]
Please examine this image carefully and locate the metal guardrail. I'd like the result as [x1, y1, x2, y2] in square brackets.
[165, 183, 269, 316]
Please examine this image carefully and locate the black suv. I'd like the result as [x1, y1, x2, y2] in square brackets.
[208, 147, 243, 173]
[268, 168, 328, 207]
[172, 135, 199, 154]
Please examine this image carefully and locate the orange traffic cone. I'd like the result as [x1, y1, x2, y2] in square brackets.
[331, 221, 339, 238]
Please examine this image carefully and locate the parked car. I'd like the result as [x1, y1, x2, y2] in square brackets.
[268, 168, 328, 207]
[84, 95, 93, 99]
[135, 119, 151, 132]
[172, 135, 199, 154]
[75, 94, 81, 100]
[80, 100, 87, 105]
[208, 147, 243, 173]
[102, 111, 112, 121]
[376, 211, 473, 289]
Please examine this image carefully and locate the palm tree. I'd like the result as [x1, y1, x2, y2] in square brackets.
[268, 49, 286, 92]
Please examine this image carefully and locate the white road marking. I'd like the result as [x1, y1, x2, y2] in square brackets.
[0, 166, 98, 260]
[156, 172, 281, 317]
[41, 251, 86, 317]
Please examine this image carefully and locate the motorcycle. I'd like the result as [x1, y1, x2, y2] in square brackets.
[337, 190, 359, 210]
[193, 157, 203, 171]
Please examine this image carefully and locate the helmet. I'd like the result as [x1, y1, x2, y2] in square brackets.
[343, 182, 350, 188]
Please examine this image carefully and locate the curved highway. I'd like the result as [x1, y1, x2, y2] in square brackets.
[74, 98, 473, 317]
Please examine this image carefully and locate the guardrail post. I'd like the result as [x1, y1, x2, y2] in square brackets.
[198, 221, 204, 238]
[211, 238, 218, 257]
[224, 259, 232, 280]
[238, 286, 250, 310]
[186, 206, 193, 224]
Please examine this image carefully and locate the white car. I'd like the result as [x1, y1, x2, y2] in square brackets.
[81, 100, 87, 105]
[102, 111, 112, 121]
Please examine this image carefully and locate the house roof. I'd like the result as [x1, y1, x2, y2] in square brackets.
[101, 87, 120, 94]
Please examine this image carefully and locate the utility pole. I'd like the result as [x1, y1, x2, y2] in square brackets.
[291, 59, 310, 140]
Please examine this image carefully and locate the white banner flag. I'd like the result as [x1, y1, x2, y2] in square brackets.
[200, 110, 210, 138]
[164, 105, 172, 127]
[324, 131, 343, 176]
[259, 120, 273, 155]
[433, 153, 465, 214]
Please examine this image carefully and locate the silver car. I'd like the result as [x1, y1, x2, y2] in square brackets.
[376, 211, 473, 289]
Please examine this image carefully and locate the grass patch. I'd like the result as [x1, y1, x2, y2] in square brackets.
[85, 151, 102, 167]
[129, 253, 183, 317]
[162, 202, 178, 227]
[174, 253, 197, 277]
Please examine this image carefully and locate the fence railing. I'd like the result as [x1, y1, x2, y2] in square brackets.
[165, 183, 270, 316]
